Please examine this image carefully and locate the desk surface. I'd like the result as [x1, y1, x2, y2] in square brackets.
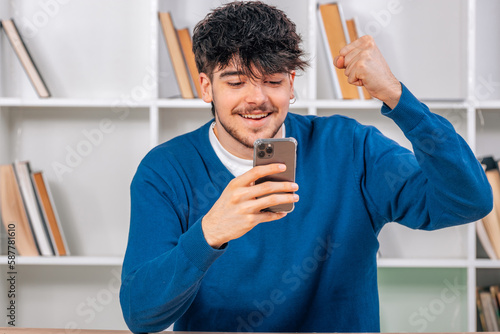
[1, 329, 132, 334]
[0, 329, 482, 334]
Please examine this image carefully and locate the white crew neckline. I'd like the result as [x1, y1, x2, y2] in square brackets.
[208, 122, 285, 177]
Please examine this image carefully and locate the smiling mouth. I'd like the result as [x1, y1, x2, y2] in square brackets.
[240, 113, 270, 120]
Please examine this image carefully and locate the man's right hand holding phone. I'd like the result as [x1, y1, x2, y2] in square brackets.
[201, 163, 299, 249]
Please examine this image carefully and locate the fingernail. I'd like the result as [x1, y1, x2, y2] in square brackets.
[279, 164, 286, 171]
[293, 194, 299, 201]
[292, 183, 299, 190]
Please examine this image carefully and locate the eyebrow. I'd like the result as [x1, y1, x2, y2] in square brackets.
[218, 70, 245, 79]
[218, 71, 285, 80]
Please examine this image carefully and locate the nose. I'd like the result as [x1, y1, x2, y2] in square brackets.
[245, 82, 268, 106]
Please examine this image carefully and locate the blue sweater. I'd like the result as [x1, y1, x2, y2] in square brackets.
[120, 84, 492, 333]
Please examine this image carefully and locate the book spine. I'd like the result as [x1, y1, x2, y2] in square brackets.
[0, 164, 39, 256]
[317, 3, 360, 100]
[33, 171, 69, 256]
[1, 19, 51, 98]
[479, 157, 500, 258]
[480, 290, 500, 331]
[14, 161, 53, 256]
[476, 219, 498, 259]
[177, 28, 202, 98]
[316, 4, 342, 99]
[158, 13, 194, 99]
[42, 171, 69, 255]
[336, 3, 360, 100]
[346, 17, 372, 100]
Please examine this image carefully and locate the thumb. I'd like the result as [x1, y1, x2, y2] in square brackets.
[333, 55, 345, 69]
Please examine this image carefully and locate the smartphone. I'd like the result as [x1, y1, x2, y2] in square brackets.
[253, 137, 297, 213]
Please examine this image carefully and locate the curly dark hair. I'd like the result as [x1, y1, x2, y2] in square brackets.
[192, 1, 309, 83]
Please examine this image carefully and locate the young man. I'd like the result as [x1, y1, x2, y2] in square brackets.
[120, 2, 492, 333]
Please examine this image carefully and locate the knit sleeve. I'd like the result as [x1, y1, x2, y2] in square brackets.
[120, 160, 225, 333]
[353, 83, 492, 234]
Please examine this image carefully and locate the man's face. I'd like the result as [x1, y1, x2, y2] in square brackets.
[200, 64, 295, 159]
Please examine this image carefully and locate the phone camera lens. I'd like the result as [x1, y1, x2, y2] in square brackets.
[266, 146, 273, 154]
[258, 143, 266, 150]
[258, 151, 265, 158]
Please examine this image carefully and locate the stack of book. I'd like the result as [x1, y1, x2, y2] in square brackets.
[317, 2, 372, 100]
[158, 12, 201, 99]
[477, 285, 500, 331]
[476, 156, 500, 260]
[0, 161, 69, 256]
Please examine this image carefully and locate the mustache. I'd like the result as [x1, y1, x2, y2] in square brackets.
[232, 103, 278, 114]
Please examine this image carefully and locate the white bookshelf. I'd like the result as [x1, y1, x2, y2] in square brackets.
[0, 98, 152, 108]
[0, 256, 122, 266]
[0, 0, 499, 332]
[377, 258, 471, 269]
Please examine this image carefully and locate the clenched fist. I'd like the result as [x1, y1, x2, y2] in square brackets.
[334, 35, 402, 109]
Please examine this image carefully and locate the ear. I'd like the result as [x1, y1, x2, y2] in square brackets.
[289, 71, 296, 99]
[199, 73, 213, 103]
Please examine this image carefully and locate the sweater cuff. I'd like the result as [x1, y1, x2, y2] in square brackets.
[179, 216, 226, 272]
[381, 82, 426, 133]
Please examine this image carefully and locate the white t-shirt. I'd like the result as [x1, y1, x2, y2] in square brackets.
[208, 122, 285, 177]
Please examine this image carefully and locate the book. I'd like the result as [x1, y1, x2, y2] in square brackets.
[495, 288, 500, 329]
[158, 24, 182, 99]
[481, 207, 500, 258]
[483, 157, 500, 216]
[479, 157, 500, 258]
[489, 285, 500, 329]
[0, 164, 39, 256]
[0, 219, 6, 256]
[158, 12, 195, 99]
[480, 290, 499, 331]
[32, 171, 69, 256]
[476, 160, 497, 260]
[476, 219, 498, 259]
[317, 2, 360, 99]
[0, 19, 51, 98]
[345, 17, 371, 100]
[477, 288, 487, 331]
[177, 28, 202, 98]
[14, 161, 54, 256]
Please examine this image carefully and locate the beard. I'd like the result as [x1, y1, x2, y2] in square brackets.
[214, 98, 282, 149]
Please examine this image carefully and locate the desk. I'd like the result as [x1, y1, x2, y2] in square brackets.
[0, 329, 132, 334]
[0, 330, 481, 334]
